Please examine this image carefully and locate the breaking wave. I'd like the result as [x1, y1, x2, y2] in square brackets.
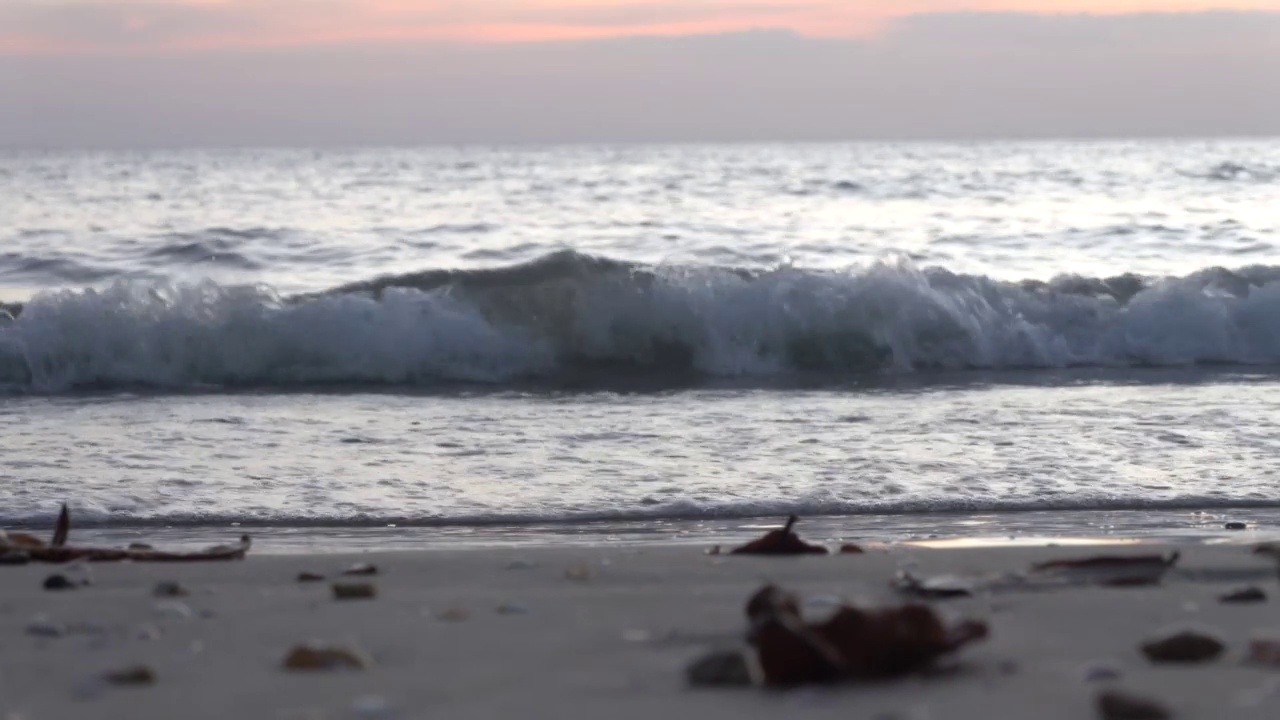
[3, 251, 1280, 393]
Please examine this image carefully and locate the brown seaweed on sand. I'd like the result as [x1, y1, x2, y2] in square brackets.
[729, 516, 829, 556]
[0, 504, 251, 563]
[741, 583, 988, 687]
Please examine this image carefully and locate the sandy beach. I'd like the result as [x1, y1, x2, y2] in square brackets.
[3, 540, 1280, 720]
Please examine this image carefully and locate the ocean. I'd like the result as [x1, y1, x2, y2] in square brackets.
[2, 139, 1278, 548]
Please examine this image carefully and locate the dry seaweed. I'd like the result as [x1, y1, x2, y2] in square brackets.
[729, 516, 829, 556]
[740, 583, 988, 687]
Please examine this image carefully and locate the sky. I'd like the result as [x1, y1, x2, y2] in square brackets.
[1, 0, 1278, 147]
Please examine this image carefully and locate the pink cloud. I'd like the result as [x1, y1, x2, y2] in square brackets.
[2, 0, 1279, 54]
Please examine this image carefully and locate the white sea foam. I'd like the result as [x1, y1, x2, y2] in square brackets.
[3, 255, 1280, 392]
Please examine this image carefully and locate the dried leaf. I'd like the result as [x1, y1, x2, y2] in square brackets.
[729, 516, 828, 556]
[742, 583, 988, 687]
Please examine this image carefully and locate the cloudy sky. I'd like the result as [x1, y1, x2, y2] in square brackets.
[2, 0, 1278, 147]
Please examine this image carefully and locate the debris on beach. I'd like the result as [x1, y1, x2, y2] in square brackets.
[0, 504, 251, 563]
[153, 581, 190, 598]
[839, 543, 865, 554]
[343, 563, 379, 576]
[892, 570, 975, 599]
[43, 574, 80, 591]
[1219, 586, 1267, 604]
[693, 583, 987, 688]
[1140, 628, 1225, 664]
[282, 643, 370, 672]
[729, 516, 829, 556]
[103, 665, 158, 687]
[1096, 688, 1171, 720]
[1030, 552, 1179, 587]
[1224, 521, 1248, 530]
[332, 582, 377, 600]
[297, 571, 326, 582]
[564, 564, 594, 581]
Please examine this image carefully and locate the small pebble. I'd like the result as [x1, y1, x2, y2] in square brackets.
[1225, 521, 1248, 530]
[332, 583, 377, 600]
[342, 563, 379, 577]
[103, 665, 157, 686]
[297, 572, 326, 582]
[282, 643, 369, 672]
[495, 602, 529, 615]
[1220, 587, 1267, 604]
[154, 601, 194, 620]
[153, 581, 189, 598]
[1083, 663, 1122, 682]
[1096, 689, 1170, 720]
[1141, 628, 1225, 663]
[42, 574, 75, 591]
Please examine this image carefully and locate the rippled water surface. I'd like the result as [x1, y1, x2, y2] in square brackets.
[2, 140, 1279, 535]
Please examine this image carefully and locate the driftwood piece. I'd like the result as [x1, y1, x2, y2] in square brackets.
[1, 505, 251, 563]
[1030, 552, 1179, 587]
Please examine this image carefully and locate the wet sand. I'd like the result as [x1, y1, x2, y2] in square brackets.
[2, 543, 1279, 719]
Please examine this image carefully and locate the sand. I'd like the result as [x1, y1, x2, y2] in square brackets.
[2, 541, 1280, 720]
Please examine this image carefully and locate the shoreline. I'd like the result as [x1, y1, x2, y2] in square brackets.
[4, 540, 1280, 719]
[34, 507, 1279, 556]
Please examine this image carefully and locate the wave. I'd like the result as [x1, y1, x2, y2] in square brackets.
[3, 251, 1280, 393]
